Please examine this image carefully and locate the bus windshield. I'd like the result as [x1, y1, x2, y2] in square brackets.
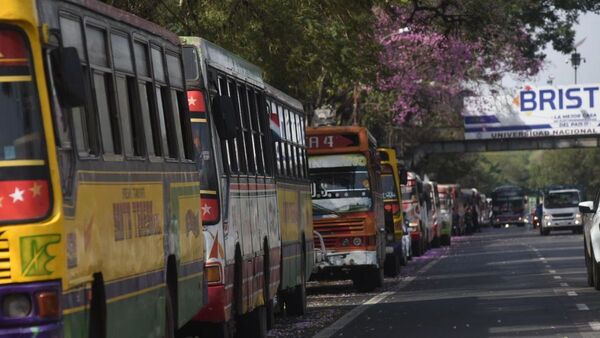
[0, 29, 44, 162]
[310, 167, 372, 213]
[545, 192, 580, 209]
[381, 174, 397, 200]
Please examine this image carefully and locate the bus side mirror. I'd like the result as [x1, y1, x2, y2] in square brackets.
[50, 47, 85, 108]
[212, 95, 239, 140]
[399, 169, 408, 185]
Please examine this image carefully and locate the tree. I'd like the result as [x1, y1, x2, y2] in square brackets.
[375, 0, 600, 127]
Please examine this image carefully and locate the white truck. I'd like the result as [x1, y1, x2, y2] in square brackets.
[540, 189, 583, 235]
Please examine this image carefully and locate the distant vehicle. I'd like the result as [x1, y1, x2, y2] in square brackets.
[580, 194, 600, 289]
[378, 148, 409, 277]
[402, 172, 429, 256]
[423, 180, 442, 247]
[540, 189, 582, 235]
[438, 184, 460, 244]
[491, 186, 527, 227]
[307, 126, 386, 292]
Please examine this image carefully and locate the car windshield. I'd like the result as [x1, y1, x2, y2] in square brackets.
[381, 174, 397, 200]
[310, 166, 372, 214]
[0, 29, 44, 162]
[545, 192, 580, 208]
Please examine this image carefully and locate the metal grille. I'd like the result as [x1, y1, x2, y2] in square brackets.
[552, 213, 573, 218]
[0, 235, 10, 282]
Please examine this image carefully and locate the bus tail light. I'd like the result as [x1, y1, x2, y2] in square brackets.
[206, 263, 222, 285]
[36, 291, 60, 318]
[187, 90, 206, 113]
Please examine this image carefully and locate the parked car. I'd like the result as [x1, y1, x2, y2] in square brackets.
[580, 194, 600, 289]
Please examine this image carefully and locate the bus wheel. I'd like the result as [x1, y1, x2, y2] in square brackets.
[412, 240, 422, 257]
[432, 235, 440, 248]
[585, 241, 594, 287]
[286, 251, 307, 316]
[165, 289, 176, 338]
[384, 252, 400, 277]
[240, 305, 267, 338]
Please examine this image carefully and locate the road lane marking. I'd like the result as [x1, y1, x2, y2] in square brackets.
[554, 276, 562, 280]
[548, 269, 556, 273]
[589, 322, 600, 331]
[312, 256, 445, 338]
[560, 283, 569, 287]
[567, 291, 578, 296]
[576, 303, 589, 311]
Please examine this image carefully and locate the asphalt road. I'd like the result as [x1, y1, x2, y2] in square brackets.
[271, 226, 600, 338]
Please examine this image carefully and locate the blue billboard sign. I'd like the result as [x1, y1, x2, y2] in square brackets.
[463, 84, 600, 140]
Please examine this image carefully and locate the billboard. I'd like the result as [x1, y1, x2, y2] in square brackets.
[463, 84, 600, 140]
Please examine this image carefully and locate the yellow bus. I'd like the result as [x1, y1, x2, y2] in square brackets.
[377, 147, 408, 276]
[266, 84, 313, 315]
[1, 1, 205, 336]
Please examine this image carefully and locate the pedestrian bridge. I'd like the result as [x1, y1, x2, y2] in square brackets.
[409, 134, 600, 163]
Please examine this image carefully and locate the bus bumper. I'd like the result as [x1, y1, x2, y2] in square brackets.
[0, 281, 62, 338]
[193, 284, 227, 323]
[311, 250, 378, 280]
[0, 322, 62, 338]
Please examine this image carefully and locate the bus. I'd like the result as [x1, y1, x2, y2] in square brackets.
[378, 147, 407, 276]
[181, 37, 281, 336]
[265, 84, 313, 316]
[307, 126, 385, 292]
[1, 0, 206, 336]
[491, 185, 527, 227]
[438, 184, 461, 242]
[402, 172, 428, 256]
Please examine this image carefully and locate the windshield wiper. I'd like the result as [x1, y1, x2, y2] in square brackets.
[313, 204, 341, 217]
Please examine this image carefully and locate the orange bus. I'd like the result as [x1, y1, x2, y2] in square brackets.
[306, 126, 385, 292]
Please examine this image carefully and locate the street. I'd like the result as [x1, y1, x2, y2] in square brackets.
[271, 227, 600, 338]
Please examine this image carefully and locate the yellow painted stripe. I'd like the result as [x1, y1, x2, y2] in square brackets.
[0, 262, 10, 270]
[178, 271, 204, 283]
[191, 118, 207, 123]
[0, 241, 8, 250]
[0, 271, 10, 278]
[0, 58, 28, 63]
[0, 160, 45, 167]
[0, 75, 32, 83]
[200, 190, 217, 195]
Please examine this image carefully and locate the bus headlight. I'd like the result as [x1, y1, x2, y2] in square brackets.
[341, 238, 350, 247]
[544, 215, 552, 220]
[352, 237, 363, 246]
[2, 294, 31, 318]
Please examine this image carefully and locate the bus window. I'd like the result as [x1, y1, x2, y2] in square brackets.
[0, 29, 45, 162]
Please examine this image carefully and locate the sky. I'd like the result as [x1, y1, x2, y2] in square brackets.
[503, 12, 600, 89]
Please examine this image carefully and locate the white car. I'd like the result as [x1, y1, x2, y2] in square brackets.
[580, 197, 600, 289]
[540, 189, 583, 235]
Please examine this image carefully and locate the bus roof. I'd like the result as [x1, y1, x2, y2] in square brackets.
[43, 0, 180, 45]
[265, 84, 303, 112]
[181, 36, 264, 88]
[548, 189, 580, 194]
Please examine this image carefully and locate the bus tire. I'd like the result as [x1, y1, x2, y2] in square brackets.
[432, 235, 440, 248]
[286, 249, 307, 316]
[263, 241, 275, 330]
[165, 289, 176, 338]
[384, 252, 400, 277]
[412, 240, 422, 257]
[89, 273, 107, 338]
[585, 240, 594, 287]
